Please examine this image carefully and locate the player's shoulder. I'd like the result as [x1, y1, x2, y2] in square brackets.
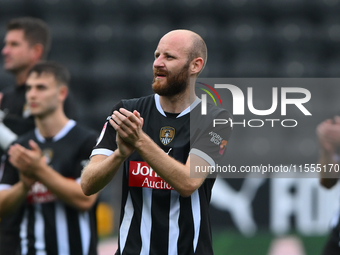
[192, 101, 232, 120]
[15, 129, 36, 145]
[207, 103, 233, 119]
[121, 94, 155, 110]
[1, 85, 15, 95]
[71, 123, 98, 139]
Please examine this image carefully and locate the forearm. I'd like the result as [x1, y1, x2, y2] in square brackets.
[0, 182, 28, 217]
[319, 149, 339, 188]
[34, 165, 97, 211]
[135, 134, 204, 197]
[81, 151, 126, 196]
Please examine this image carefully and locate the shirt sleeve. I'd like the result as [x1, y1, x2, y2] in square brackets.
[74, 132, 98, 183]
[0, 154, 19, 190]
[190, 110, 232, 167]
[90, 101, 123, 157]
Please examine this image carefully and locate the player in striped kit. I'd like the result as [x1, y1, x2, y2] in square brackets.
[0, 61, 98, 255]
[81, 29, 232, 255]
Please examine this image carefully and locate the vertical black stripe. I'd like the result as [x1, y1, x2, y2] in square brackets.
[177, 196, 194, 255]
[150, 189, 171, 255]
[43, 203, 58, 255]
[194, 187, 214, 255]
[122, 187, 142, 255]
[65, 206, 83, 255]
[27, 205, 36, 255]
[88, 205, 99, 255]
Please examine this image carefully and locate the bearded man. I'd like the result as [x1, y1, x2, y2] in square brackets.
[81, 29, 233, 255]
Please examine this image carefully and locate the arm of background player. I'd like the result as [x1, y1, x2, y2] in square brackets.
[317, 117, 340, 188]
[34, 164, 98, 211]
[8, 140, 98, 211]
[0, 180, 31, 217]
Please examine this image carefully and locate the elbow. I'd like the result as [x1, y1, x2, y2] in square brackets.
[320, 178, 337, 189]
[75, 195, 97, 212]
[81, 182, 95, 196]
[179, 190, 194, 198]
[77, 200, 95, 212]
[178, 184, 199, 198]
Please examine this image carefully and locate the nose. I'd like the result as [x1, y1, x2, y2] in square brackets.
[153, 55, 165, 69]
[1, 45, 8, 56]
[26, 87, 36, 101]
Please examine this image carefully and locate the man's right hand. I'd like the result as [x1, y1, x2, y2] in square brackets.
[316, 117, 340, 153]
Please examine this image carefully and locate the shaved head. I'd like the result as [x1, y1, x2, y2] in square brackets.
[161, 30, 207, 75]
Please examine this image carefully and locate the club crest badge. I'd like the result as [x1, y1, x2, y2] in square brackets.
[160, 126, 175, 145]
[42, 148, 53, 165]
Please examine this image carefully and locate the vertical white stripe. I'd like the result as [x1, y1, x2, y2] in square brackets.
[79, 211, 91, 255]
[191, 190, 201, 252]
[140, 188, 152, 255]
[20, 209, 29, 255]
[168, 191, 180, 255]
[0, 155, 5, 181]
[55, 202, 70, 255]
[36, 250, 47, 255]
[201, 94, 207, 115]
[120, 192, 134, 251]
[34, 204, 46, 255]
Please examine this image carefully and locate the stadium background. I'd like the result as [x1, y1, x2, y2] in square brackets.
[1, 0, 340, 254]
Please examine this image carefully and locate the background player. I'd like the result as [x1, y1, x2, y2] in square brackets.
[0, 61, 98, 255]
[81, 29, 233, 255]
[0, 16, 77, 153]
[0, 16, 78, 254]
[316, 116, 340, 255]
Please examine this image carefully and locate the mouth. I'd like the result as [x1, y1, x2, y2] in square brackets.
[29, 103, 38, 108]
[154, 70, 167, 79]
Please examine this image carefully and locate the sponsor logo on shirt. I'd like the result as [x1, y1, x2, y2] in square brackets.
[209, 131, 227, 155]
[27, 182, 57, 204]
[129, 161, 173, 190]
[160, 126, 175, 145]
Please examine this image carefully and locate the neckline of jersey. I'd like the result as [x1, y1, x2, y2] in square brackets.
[35, 119, 76, 143]
[154, 94, 201, 118]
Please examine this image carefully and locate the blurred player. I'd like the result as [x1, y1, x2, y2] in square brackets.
[317, 116, 340, 255]
[81, 29, 233, 255]
[0, 16, 77, 153]
[0, 62, 98, 255]
[0, 16, 77, 254]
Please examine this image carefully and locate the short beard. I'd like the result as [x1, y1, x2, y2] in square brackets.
[152, 61, 190, 97]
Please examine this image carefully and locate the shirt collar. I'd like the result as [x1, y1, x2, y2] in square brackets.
[154, 94, 200, 118]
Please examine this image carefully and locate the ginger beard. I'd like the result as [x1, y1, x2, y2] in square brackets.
[152, 61, 190, 97]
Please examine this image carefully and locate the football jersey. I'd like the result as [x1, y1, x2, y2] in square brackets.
[0, 85, 78, 255]
[0, 120, 98, 255]
[92, 94, 232, 255]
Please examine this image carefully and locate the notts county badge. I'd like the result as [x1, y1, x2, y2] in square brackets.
[42, 148, 53, 165]
[160, 126, 175, 145]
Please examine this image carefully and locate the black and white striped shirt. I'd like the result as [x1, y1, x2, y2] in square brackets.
[0, 120, 98, 255]
[92, 94, 232, 255]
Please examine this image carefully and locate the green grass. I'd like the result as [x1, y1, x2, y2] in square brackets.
[212, 229, 328, 255]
